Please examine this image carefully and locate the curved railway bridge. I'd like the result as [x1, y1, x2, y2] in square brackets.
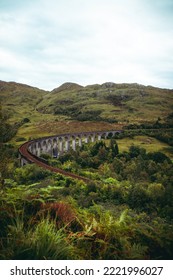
[19, 129, 122, 183]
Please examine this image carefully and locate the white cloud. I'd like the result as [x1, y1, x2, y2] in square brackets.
[0, 0, 173, 89]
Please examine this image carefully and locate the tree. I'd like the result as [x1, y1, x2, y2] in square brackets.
[99, 163, 112, 178]
[129, 145, 141, 158]
[147, 183, 165, 202]
[97, 146, 109, 161]
[90, 141, 107, 156]
[109, 139, 119, 158]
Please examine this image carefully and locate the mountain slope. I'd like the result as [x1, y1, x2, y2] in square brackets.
[1, 80, 173, 125]
[0, 80, 47, 122]
[37, 82, 173, 124]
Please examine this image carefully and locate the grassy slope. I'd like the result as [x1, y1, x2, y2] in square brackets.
[1, 81, 173, 148]
[1, 80, 173, 125]
[116, 136, 173, 158]
[37, 82, 173, 124]
[0, 81, 47, 122]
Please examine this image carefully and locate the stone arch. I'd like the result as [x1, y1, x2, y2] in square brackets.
[113, 131, 121, 138]
[86, 134, 92, 143]
[101, 133, 107, 139]
[107, 132, 113, 139]
[52, 137, 58, 145]
[97, 133, 102, 141]
[52, 138, 58, 157]
[78, 135, 83, 147]
[58, 137, 64, 154]
[83, 134, 89, 144]
[64, 136, 70, 152]
[71, 135, 76, 151]
[42, 139, 48, 154]
[47, 139, 53, 155]
[90, 133, 96, 142]
[75, 134, 83, 148]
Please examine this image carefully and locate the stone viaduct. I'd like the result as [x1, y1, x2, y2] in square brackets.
[19, 129, 122, 181]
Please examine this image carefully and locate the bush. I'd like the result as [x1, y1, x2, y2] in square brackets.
[147, 152, 171, 163]
[14, 164, 50, 184]
[22, 118, 30, 123]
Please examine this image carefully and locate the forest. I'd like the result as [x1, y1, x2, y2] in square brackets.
[0, 81, 173, 260]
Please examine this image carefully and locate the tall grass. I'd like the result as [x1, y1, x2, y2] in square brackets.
[0, 212, 76, 260]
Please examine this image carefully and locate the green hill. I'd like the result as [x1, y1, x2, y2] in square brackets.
[38, 82, 173, 124]
[0, 80, 47, 123]
[1, 80, 173, 140]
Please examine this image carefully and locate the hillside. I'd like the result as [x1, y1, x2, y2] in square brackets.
[0, 80, 47, 123]
[1, 80, 173, 140]
[1, 80, 173, 124]
[38, 82, 173, 124]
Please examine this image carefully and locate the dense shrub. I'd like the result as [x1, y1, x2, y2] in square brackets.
[14, 164, 50, 184]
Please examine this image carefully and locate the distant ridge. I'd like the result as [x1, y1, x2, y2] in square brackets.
[0, 80, 47, 91]
[1, 80, 172, 92]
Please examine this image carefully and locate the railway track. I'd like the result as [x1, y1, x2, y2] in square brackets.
[19, 141, 90, 183]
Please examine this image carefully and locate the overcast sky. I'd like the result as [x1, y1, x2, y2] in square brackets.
[0, 0, 173, 90]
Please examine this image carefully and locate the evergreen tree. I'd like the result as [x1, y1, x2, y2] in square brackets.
[109, 139, 119, 158]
